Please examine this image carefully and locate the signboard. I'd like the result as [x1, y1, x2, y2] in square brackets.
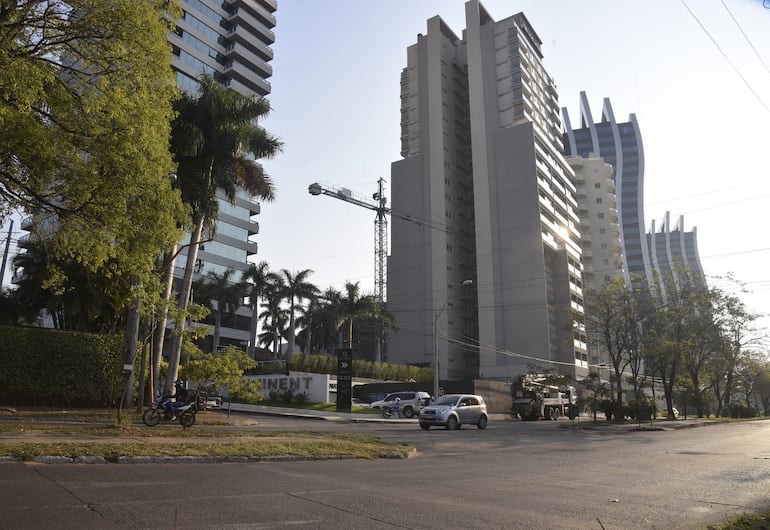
[336, 348, 353, 411]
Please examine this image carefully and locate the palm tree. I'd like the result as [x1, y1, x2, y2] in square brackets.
[328, 282, 398, 357]
[242, 261, 279, 357]
[295, 294, 324, 355]
[164, 74, 282, 393]
[280, 269, 318, 356]
[259, 279, 289, 358]
[193, 269, 241, 352]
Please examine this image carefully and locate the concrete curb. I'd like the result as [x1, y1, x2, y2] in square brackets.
[4, 450, 418, 465]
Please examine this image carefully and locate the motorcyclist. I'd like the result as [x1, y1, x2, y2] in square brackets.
[392, 397, 402, 418]
[162, 381, 187, 421]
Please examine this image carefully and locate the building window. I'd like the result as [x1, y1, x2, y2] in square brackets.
[596, 198, 602, 204]
[597, 213, 604, 219]
[594, 182, 601, 188]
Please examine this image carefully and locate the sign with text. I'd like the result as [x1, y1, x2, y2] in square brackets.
[336, 348, 353, 411]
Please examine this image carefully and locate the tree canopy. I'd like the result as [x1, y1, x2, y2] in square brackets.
[0, 1, 187, 285]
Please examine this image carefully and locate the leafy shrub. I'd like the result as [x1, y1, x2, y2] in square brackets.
[728, 404, 757, 418]
[0, 325, 125, 407]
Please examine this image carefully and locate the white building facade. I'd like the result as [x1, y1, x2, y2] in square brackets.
[388, 1, 586, 382]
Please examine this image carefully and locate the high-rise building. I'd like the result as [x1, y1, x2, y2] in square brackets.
[647, 212, 706, 300]
[568, 156, 624, 293]
[167, 0, 277, 352]
[562, 92, 651, 289]
[387, 1, 586, 383]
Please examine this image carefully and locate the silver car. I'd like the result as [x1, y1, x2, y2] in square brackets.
[418, 394, 488, 430]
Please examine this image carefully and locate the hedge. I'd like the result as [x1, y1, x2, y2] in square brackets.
[0, 325, 125, 407]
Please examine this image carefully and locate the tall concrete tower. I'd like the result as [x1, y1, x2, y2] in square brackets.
[388, 1, 586, 383]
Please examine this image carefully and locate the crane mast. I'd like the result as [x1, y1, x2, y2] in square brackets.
[308, 178, 449, 303]
[308, 178, 388, 303]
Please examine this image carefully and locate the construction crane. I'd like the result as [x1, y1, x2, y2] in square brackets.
[308, 178, 447, 304]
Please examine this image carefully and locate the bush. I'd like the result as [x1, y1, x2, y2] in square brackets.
[0, 325, 124, 407]
[728, 404, 757, 418]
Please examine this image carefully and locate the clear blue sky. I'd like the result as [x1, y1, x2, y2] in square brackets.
[2, 1, 768, 344]
[256, 0, 770, 342]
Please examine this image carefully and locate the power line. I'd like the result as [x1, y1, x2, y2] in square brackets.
[680, 0, 770, 113]
[720, 0, 770, 77]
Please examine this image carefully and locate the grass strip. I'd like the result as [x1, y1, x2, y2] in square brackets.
[0, 436, 413, 461]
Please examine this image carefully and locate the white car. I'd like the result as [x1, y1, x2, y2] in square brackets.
[369, 391, 432, 418]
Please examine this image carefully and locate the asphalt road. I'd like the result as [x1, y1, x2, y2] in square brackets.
[1, 416, 769, 529]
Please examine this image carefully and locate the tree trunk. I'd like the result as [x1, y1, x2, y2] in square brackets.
[287, 306, 296, 355]
[123, 290, 142, 406]
[152, 246, 177, 398]
[247, 301, 259, 358]
[213, 305, 221, 352]
[165, 214, 205, 395]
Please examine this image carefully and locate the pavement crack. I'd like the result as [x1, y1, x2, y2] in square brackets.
[32, 466, 108, 518]
[287, 491, 415, 528]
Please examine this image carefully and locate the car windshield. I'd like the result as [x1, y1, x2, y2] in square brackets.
[434, 395, 460, 406]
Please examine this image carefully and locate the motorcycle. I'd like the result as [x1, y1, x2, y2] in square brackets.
[142, 395, 196, 428]
[381, 401, 403, 419]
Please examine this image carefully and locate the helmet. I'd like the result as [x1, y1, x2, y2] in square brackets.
[395, 397, 401, 402]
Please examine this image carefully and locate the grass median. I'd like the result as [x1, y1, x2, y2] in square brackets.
[0, 409, 414, 461]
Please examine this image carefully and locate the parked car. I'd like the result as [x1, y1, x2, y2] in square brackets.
[351, 397, 372, 408]
[418, 394, 488, 430]
[369, 391, 432, 418]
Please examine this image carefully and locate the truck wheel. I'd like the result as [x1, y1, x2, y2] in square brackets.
[547, 407, 556, 420]
[402, 406, 415, 418]
[554, 407, 561, 419]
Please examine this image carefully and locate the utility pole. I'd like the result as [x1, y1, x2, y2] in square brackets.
[0, 220, 13, 287]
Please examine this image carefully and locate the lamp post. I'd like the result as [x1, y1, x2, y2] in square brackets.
[433, 279, 472, 400]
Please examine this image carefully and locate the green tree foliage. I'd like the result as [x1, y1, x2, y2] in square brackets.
[582, 276, 640, 410]
[242, 261, 279, 357]
[0, 0, 186, 286]
[333, 281, 397, 349]
[193, 269, 243, 352]
[180, 345, 263, 404]
[279, 268, 318, 356]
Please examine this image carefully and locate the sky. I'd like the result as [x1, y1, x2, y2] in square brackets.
[250, 0, 770, 345]
[2, 1, 769, 344]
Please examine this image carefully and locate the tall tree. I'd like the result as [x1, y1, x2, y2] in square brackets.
[0, 0, 186, 286]
[583, 277, 639, 412]
[706, 288, 760, 416]
[242, 262, 279, 357]
[279, 269, 318, 356]
[193, 269, 241, 353]
[165, 74, 282, 393]
[333, 281, 396, 352]
[258, 275, 288, 358]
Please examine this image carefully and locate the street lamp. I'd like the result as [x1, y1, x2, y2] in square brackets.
[433, 279, 472, 400]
